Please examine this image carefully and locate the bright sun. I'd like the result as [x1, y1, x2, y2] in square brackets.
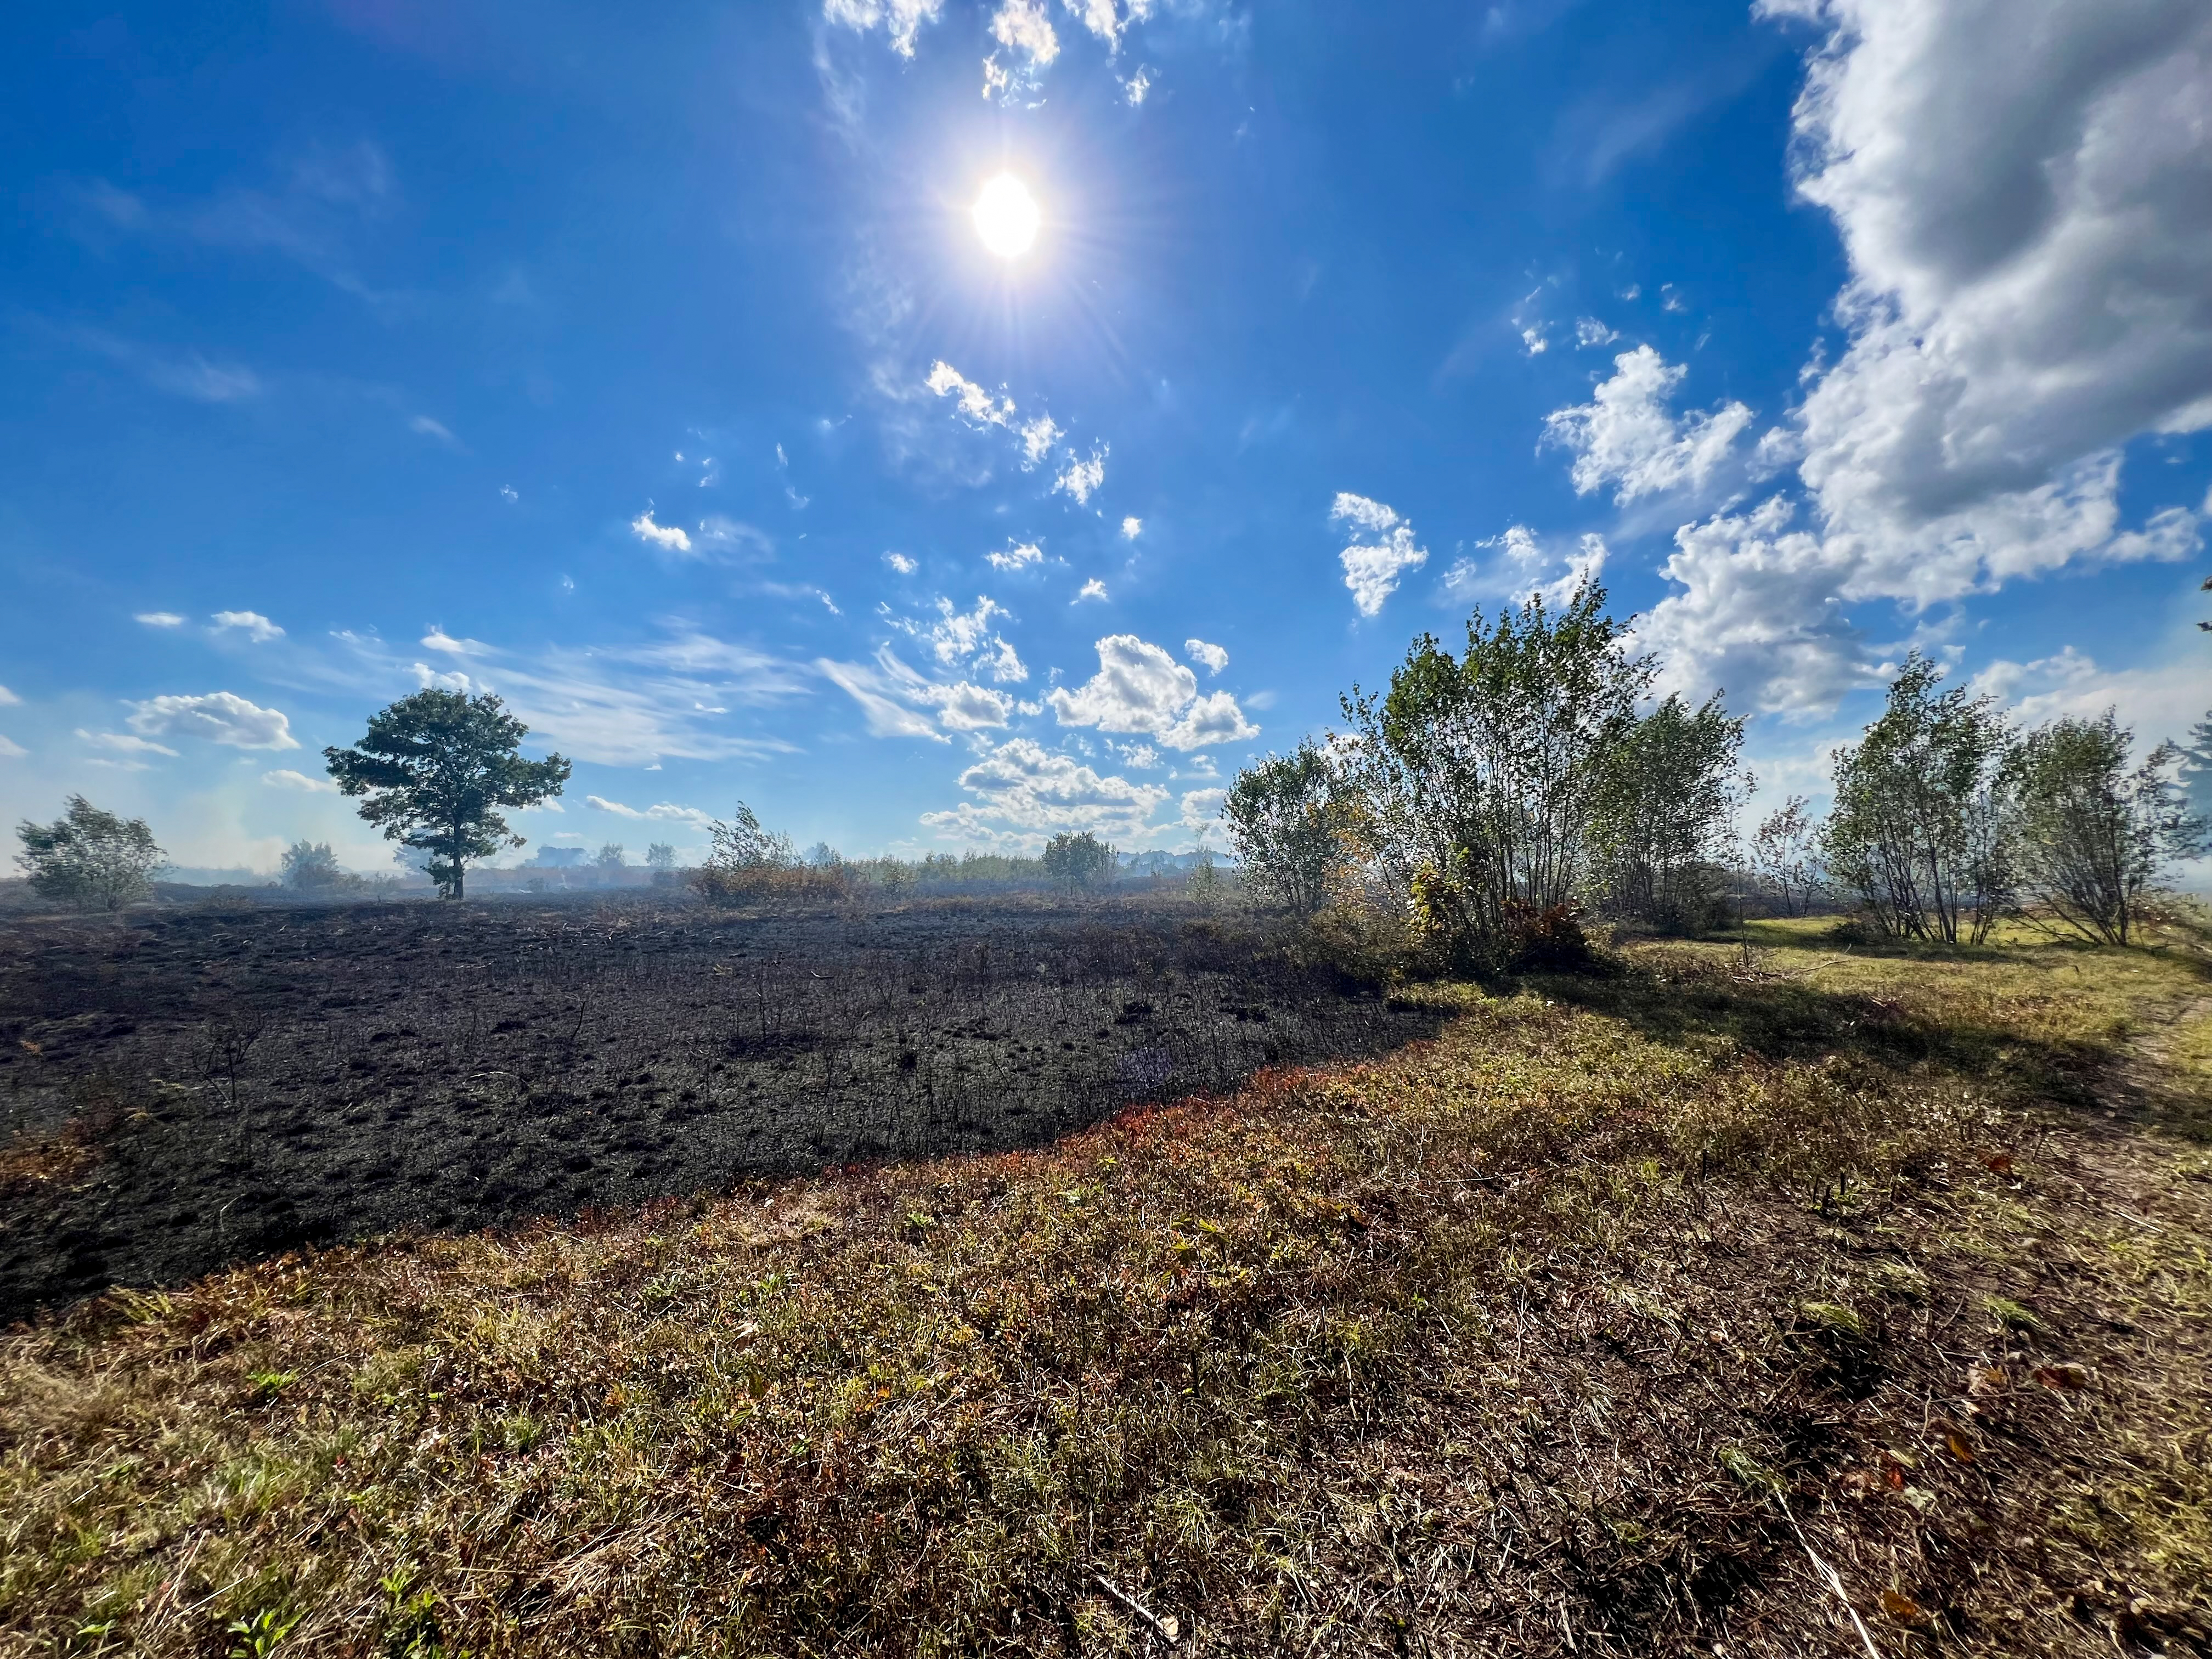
[972, 173, 1040, 259]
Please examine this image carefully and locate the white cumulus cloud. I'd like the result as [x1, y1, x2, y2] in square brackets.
[1179, 787, 1227, 830]
[1121, 516, 1143, 539]
[884, 552, 918, 574]
[126, 691, 298, 750]
[927, 360, 1017, 428]
[987, 541, 1043, 572]
[211, 609, 284, 643]
[1184, 639, 1229, 674]
[983, 0, 1059, 98]
[1632, 496, 1870, 717]
[1331, 493, 1429, 617]
[1643, 0, 2212, 718]
[1053, 444, 1108, 504]
[1074, 578, 1109, 603]
[1019, 415, 1063, 466]
[1542, 346, 1754, 503]
[1049, 635, 1258, 751]
[1444, 527, 1609, 608]
[1068, 0, 1154, 52]
[630, 509, 692, 554]
[1768, 0, 2212, 550]
[1966, 645, 2211, 742]
[895, 595, 1028, 682]
[923, 736, 1168, 847]
[134, 612, 185, 628]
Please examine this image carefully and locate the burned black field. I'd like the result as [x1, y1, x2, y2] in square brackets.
[0, 893, 1442, 1321]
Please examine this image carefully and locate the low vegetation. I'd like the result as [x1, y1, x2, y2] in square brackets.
[3, 918, 2208, 1656]
[1225, 589, 2206, 971]
[11, 797, 165, 913]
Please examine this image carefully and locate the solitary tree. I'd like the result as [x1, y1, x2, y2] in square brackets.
[1222, 740, 1361, 913]
[14, 795, 165, 911]
[279, 840, 347, 891]
[646, 842, 678, 871]
[594, 842, 627, 870]
[1041, 830, 1115, 894]
[323, 690, 569, 900]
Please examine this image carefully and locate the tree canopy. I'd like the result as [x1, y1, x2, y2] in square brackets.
[323, 690, 569, 900]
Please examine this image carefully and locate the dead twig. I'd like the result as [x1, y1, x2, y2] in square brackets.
[1094, 1573, 1182, 1646]
[1778, 1503, 1883, 1659]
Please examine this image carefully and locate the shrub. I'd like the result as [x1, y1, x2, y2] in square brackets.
[692, 803, 852, 905]
[1339, 584, 1646, 969]
[2002, 712, 2205, 945]
[1041, 831, 1115, 894]
[279, 840, 349, 891]
[1222, 740, 1362, 914]
[1587, 693, 1746, 932]
[14, 795, 165, 911]
[1822, 655, 2013, 944]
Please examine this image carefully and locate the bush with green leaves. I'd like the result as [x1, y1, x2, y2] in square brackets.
[2001, 712, 2205, 945]
[14, 795, 165, 912]
[1587, 692, 1746, 932]
[324, 690, 570, 900]
[1041, 830, 1116, 894]
[1221, 740, 1360, 914]
[1822, 655, 2015, 945]
[279, 840, 348, 891]
[1338, 584, 1647, 967]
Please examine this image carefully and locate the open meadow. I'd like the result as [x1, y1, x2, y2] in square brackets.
[2, 907, 2208, 1656]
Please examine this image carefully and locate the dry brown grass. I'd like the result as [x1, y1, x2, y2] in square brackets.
[2, 922, 2208, 1656]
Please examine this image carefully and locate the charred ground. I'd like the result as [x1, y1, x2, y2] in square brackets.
[0, 892, 1442, 1320]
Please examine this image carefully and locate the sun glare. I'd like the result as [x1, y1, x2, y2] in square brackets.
[972, 173, 1040, 259]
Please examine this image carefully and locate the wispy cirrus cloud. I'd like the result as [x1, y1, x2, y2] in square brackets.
[821, 0, 944, 58]
[585, 795, 714, 829]
[317, 623, 809, 765]
[924, 359, 1108, 503]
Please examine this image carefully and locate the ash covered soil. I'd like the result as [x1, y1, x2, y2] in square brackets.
[0, 893, 1442, 1320]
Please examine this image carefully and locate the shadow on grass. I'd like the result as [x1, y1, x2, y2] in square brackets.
[1520, 921, 2212, 1145]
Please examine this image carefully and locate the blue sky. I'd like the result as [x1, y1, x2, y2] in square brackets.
[3, 0, 2208, 872]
